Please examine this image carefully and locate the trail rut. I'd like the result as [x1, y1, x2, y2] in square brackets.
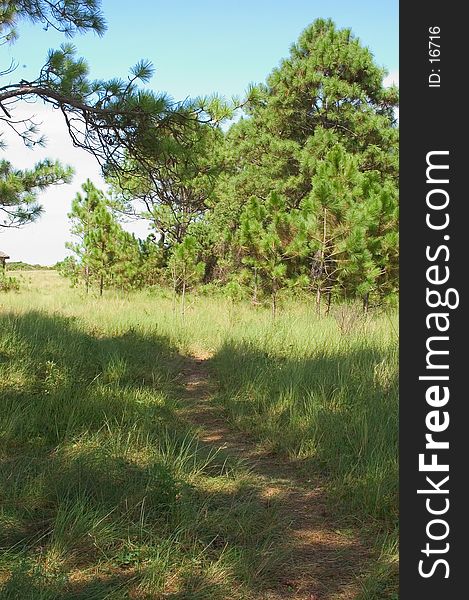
[177, 354, 371, 600]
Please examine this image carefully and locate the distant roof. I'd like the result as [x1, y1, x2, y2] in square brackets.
[0, 251, 10, 259]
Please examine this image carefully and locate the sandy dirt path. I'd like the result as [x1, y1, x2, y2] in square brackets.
[177, 353, 371, 600]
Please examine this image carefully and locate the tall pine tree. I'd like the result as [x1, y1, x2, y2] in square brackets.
[67, 180, 121, 295]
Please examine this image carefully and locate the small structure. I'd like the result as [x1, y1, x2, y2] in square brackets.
[0, 250, 10, 272]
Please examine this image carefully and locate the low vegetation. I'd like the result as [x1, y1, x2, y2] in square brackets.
[0, 273, 398, 598]
[0, 272, 19, 292]
[0, 273, 283, 599]
[5, 263, 54, 272]
[2, 5, 399, 598]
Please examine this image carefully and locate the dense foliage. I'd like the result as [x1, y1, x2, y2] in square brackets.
[65, 19, 398, 311]
[1, 3, 398, 309]
[204, 19, 399, 310]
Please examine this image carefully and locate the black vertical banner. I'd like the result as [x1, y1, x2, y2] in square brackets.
[400, 2, 467, 597]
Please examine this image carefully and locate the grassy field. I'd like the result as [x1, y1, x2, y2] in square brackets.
[0, 271, 398, 599]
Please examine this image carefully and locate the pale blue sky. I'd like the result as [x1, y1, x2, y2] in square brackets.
[2, 0, 398, 265]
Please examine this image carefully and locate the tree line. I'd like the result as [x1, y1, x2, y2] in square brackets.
[0, 4, 398, 314]
[60, 19, 399, 314]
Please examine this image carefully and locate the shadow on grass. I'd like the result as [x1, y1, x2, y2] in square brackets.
[0, 562, 137, 600]
[0, 310, 395, 599]
[210, 340, 398, 513]
[207, 340, 399, 598]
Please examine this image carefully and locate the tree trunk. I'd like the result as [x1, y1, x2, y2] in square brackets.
[253, 267, 258, 303]
[99, 273, 104, 297]
[316, 206, 327, 317]
[181, 280, 186, 319]
[172, 284, 177, 313]
[272, 291, 277, 319]
[325, 290, 332, 316]
[316, 287, 321, 315]
[363, 292, 369, 315]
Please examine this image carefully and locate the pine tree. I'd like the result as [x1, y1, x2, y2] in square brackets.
[238, 193, 304, 317]
[1, 1, 209, 190]
[0, 159, 73, 228]
[67, 180, 121, 295]
[209, 18, 398, 306]
[108, 121, 224, 258]
[303, 145, 399, 311]
[302, 146, 360, 311]
[168, 236, 205, 317]
[85, 202, 121, 296]
[110, 230, 146, 291]
[338, 172, 399, 309]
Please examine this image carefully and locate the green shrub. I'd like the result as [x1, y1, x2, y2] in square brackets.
[0, 272, 20, 292]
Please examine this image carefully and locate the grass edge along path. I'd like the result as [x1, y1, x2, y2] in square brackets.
[1, 274, 398, 599]
[177, 351, 373, 600]
[0, 309, 294, 599]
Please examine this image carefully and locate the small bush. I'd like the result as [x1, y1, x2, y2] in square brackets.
[0, 272, 20, 292]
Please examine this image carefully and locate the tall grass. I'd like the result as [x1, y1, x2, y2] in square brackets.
[0, 273, 282, 599]
[1, 272, 398, 598]
[210, 306, 398, 597]
[212, 311, 398, 524]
